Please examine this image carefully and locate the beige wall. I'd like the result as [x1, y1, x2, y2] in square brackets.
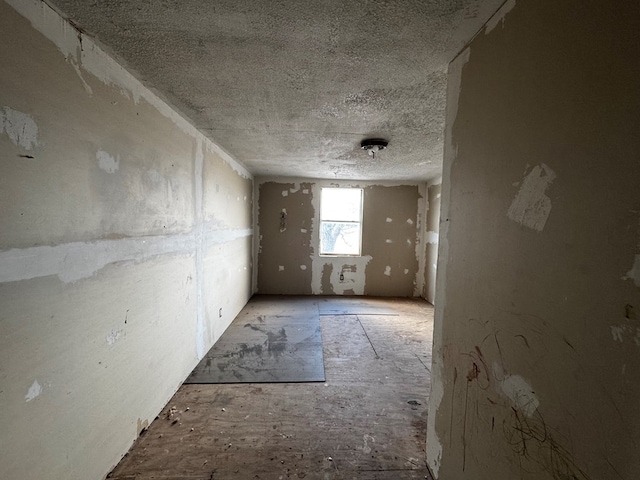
[427, 1, 640, 479]
[255, 178, 426, 297]
[0, 2, 252, 479]
[423, 180, 441, 304]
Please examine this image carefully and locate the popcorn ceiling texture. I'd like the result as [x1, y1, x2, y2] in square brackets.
[47, 0, 504, 181]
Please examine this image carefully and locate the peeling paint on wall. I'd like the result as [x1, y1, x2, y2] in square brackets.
[97, 150, 120, 173]
[507, 163, 556, 232]
[1, 106, 39, 150]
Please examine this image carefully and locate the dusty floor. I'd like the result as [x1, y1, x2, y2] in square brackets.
[108, 296, 434, 480]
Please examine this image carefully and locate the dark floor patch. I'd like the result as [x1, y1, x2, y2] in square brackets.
[185, 315, 325, 383]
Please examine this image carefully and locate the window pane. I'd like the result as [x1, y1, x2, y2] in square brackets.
[320, 222, 361, 255]
[321, 188, 361, 221]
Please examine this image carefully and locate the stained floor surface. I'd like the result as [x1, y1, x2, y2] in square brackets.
[108, 295, 435, 479]
[185, 309, 325, 384]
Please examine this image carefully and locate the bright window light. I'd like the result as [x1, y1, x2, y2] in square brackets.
[319, 187, 363, 256]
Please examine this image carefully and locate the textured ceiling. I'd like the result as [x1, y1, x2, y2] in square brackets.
[47, 0, 504, 181]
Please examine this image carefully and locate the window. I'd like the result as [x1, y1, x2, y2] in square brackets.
[319, 187, 363, 256]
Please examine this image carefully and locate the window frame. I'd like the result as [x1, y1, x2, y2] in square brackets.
[318, 187, 364, 257]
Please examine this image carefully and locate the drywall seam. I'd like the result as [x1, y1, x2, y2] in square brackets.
[252, 179, 260, 294]
[5, 0, 251, 181]
[425, 232, 439, 244]
[0, 229, 252, 285]
[194, 139, 206, 360]
[414, 182, 427, 297]
[426, 46, 471, 479]
[203, 228, 253, 248]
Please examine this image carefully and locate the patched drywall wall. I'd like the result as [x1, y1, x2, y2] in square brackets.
[0, 2, 252, 479]
[427, 1, 640, 479]
[423, 180, 441, 304]
[256, 179, 425, 297]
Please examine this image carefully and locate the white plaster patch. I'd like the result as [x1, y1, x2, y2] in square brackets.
[0, 234, 196, 284]
[426, 231, 439, 244]
[485, 0, 517, 34]
[278, 266, 285, 271]
[300, 229, 308, 233]
[610, 324, 640, 346]
[386, 217, 393, 223]
[300, 265, 307, 270]
[282, 190, 289, 197]
[302, 189, 309, 194]
[25, 380, 42, 402]
[1, 107, 39, 150]
[385, 239, 393, 244]
[384, 266, 391, 276]
[97, 150, 120, 173]
[404, 269, 409, 274]
[407, 238, 412, 245]
[507, 164, 556, 232]
[623, 255, 640, 287]
[106, 328, 123, 346]
[611, 326, 625, 343]
[406, 218, 414, 225]
[494, 363, 539, 417]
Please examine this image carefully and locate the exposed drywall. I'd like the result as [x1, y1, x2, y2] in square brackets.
[256, 178, 425, 297]
[423, 180, 441, 304]
[0, 2, 252, 479]
[427, 1, 640, 479]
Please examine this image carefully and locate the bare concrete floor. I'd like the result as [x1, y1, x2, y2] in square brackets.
[108, 296, 434, 480]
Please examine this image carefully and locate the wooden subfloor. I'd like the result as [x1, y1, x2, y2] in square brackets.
[108, 296, 434, 480]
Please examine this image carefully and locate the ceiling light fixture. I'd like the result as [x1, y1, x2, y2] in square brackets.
[360, 138, 388, 160]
